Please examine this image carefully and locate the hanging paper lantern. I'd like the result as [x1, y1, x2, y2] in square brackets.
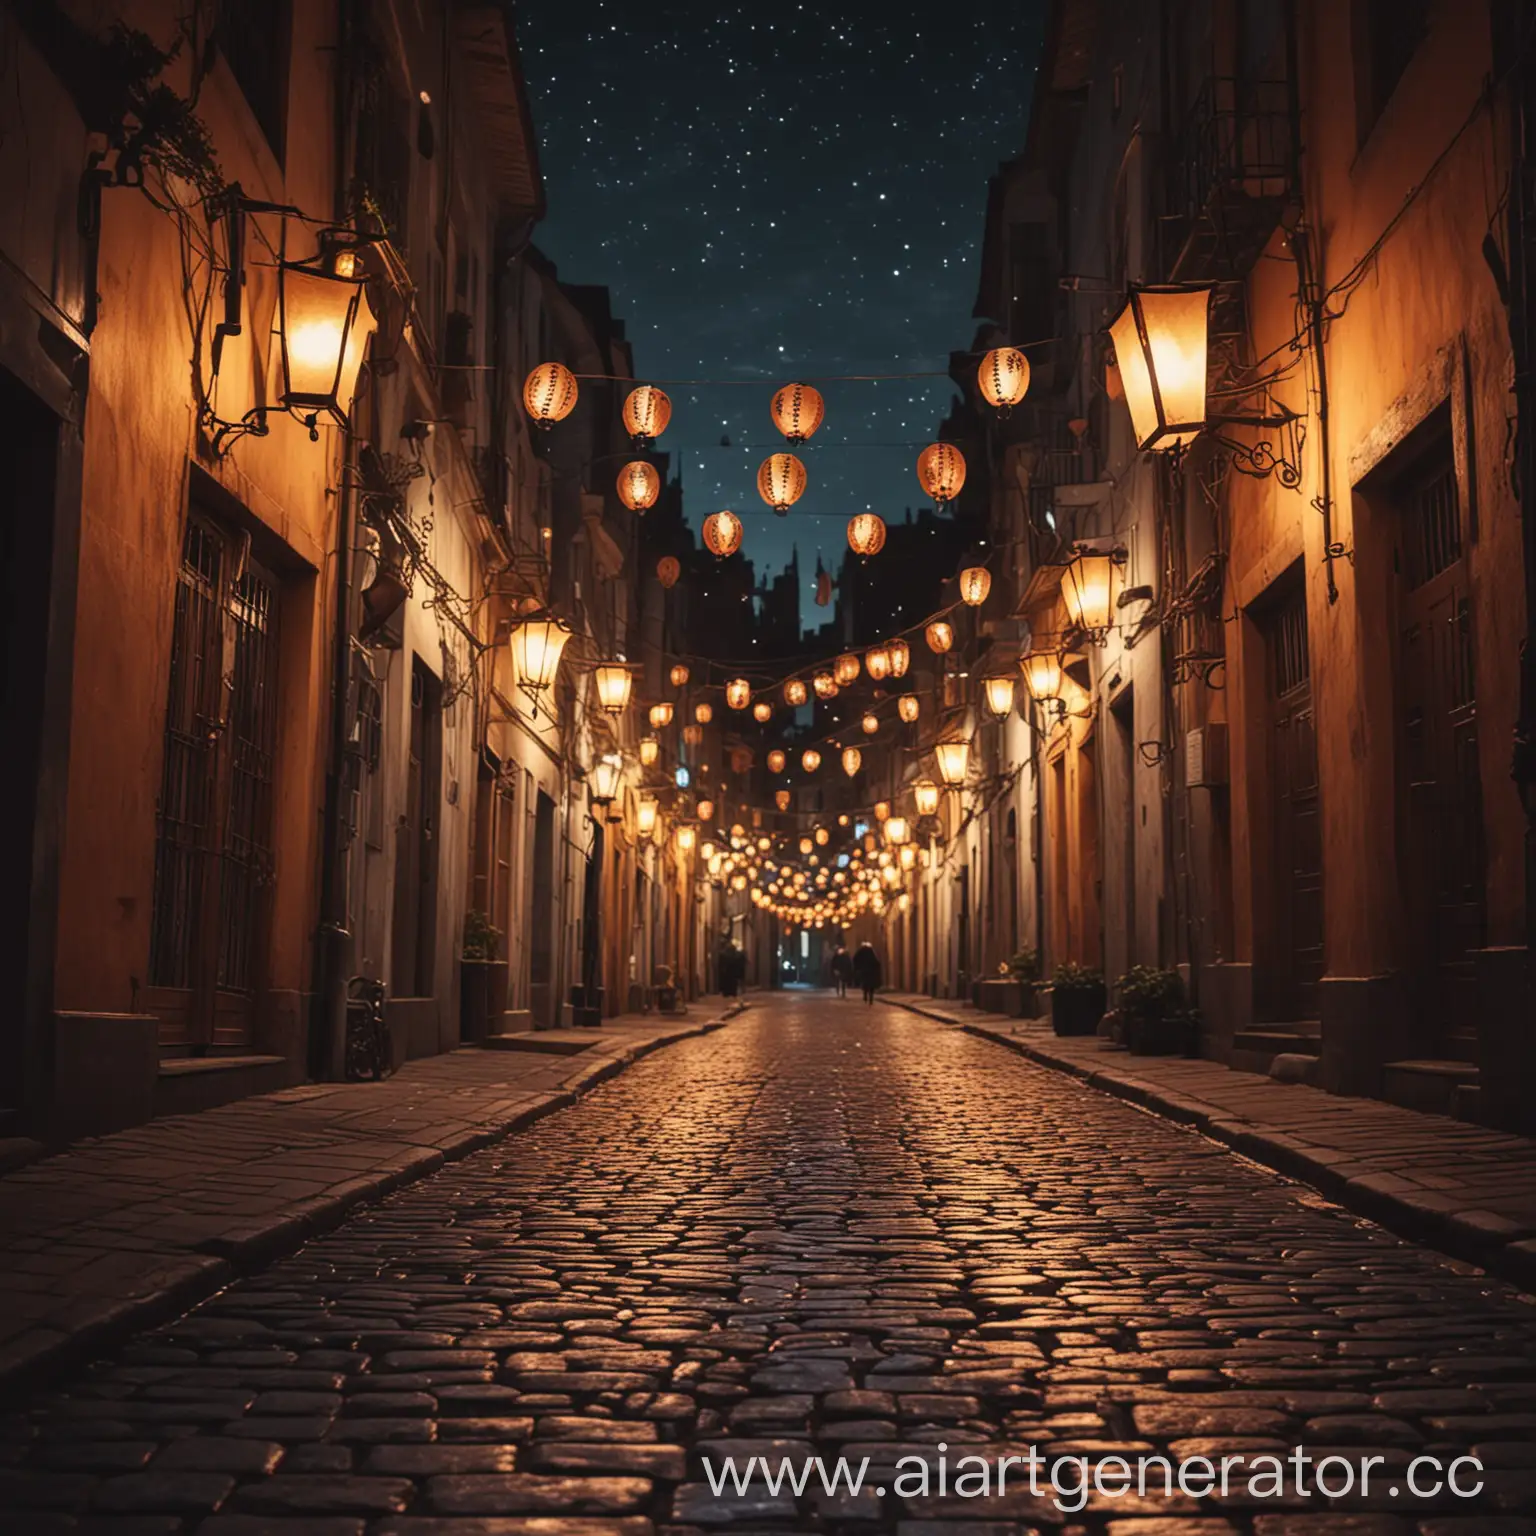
[917, 442, 966, 503]
[725, 678, 751, 711]
[775, 789, 791, 811]
[799, 836, 815, 855]
[683, 723, 704, 745]
[847, 512, 887, 558]
[703, 510, 743, 558]
[753, 700, 773, 723]
[977, 347, 1031, 412]
[648, 701, 674, 728]
[523, 362, 578, 427]
[887, 638, 910, 678]
[639, 736, 660, 767]
[841, 746, 863, 777]
[657, 555, 681, 588]
[865, 644, 891, 682]
[695, 701, 713, 724]
[670, 663, 690, 688]
[617, 460, 661, 512]
[834, 652, 861, 687]
[783, 678, 808, 707]
[898, 694, 920, 724]
[926, 619, 954, 653]
[959, 566, 992, 606]
[812, 671, 838, 699]
[815, 827, 830, 845]
[802, 748, 822, 772]
[913, 778, 941, 817]
[861, 713, 879, 735]
[874, 800, 890, 822]
[770, 382, 826, 443]
[623, 384, 672, 444]
[696, 797, 715, 823]
[767, 748, 787, 774]
[757, 453, 808, 515]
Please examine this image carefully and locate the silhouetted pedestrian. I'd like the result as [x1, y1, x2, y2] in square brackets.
[852, 941, 882, 1004]
[830, 944, 854, 998]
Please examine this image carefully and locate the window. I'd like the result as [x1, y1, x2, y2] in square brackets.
[1354, 0, 1428, 144]
[218, 0, 292, 162]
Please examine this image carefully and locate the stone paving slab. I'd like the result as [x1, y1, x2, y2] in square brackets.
[885, 993, 1536, 1293]
[0, 1007, 746, 1398]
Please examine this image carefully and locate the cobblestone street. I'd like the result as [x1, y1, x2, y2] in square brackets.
[4, 994, 1536, 1535]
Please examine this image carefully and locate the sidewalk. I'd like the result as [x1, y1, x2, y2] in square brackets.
[887, 992, 1536, 1293]
[0, 1005, 744, 1397]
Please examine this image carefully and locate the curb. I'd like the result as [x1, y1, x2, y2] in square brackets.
[0, 1003, 746, 1402]
[889, 997, 1536, 1296]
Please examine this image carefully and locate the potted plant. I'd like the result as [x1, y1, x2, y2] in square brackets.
[1050, 961, 1106, 1036]
[1113, 965, 1200, 1056]
[460, 909, 505, 1043]
[1008, 947, 1040, 1016]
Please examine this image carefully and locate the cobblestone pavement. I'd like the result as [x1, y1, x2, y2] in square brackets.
[4, 993, 1536, 1535]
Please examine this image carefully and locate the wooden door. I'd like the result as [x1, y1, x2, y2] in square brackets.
[1260, 580, 1323, 1020]
[148, 512, 279, 1049]
[1396, 449, 1484, 1052]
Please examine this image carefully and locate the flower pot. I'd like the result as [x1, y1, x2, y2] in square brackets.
[1124, 1010, 1195, 1056]
[460, 958, 492, 1042]
[1051, 981, 1106, 1036]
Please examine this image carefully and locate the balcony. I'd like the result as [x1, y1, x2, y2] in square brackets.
[1160, 76, 1298, 283]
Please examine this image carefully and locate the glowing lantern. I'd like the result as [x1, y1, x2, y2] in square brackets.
[1108, 285, 1211, 451]
[676, 824, 696, 853]
[847, 512, 887, 558]
[926, 620, 954, 654]
[675, 765, 691, 787]
[917, 442, 966, 503]
[977, 346, 1031, 412]
[753, 700, 773, 723]
[669, 663, 690, 688]
[703, 511, 743, 558]
[770, 381, 826, 443]
[861, 713, 879, 735]
[617, 460, 661, 512]
[683, 723, 704, 745]
[865, 644, 891, 682]
[637, 794, 659, 836]
[523, 362, 578, 427]
[959, 566, 992, 606]
[898, 695, 920, 723]
[914, 778, 940, 817]
[874, 800, 890, 821]
[885, 816, 910, 846]
[767, 749, 787, 773]
[802, 748, 822, 773]
[696, 797, 715, 823]
[695, 702, 713, 724]
[277, 259, 378, 431]
[842, 747, 863, 777]
[509, 615, 572, 711]
[588, 753, 623, 807]
[784, 678, 809, 706]
[815, 826, 830, 845]
[934, 736, 971, 787]
[725, 678, 751, 711]
[649, 702, 674, 728]
[813, 671, 838, 699]
[623, 384, 672, 444]
[983, 674, 1016, 717]
[731, 872, 748, 892]
[639, 736, 660, 767]
[834, 653, 861, 687]
[1062, 546, 1125, 637]
[757, 453, 807, 514]
[900, 844, 917, 871]
[799, 836, 814, 855]
[1020, 647, 1064, 704]
[593, 663, 635, 714]
[887, 638, 910, 678]
[775, 789, 791, 811]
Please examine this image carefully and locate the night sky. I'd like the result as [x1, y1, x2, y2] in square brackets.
[514, 2, 1046, 617]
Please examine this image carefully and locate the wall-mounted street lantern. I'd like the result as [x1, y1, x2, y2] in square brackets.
[934, 736, 971, 788]
[913, 778, 941, 817]
[509, 614, 572, 716]
[639, 736, 660, 767]
[637, 794, 659, 836]
[593, 662, 635, 714]
[982, 674, 1016, 718]
[1020, 646, 1065, 706]
[1061, 546, 1127, 642]
[1110, 284, 1301, 482]
[588, 753, 623, 811]
[649, 702, 674, 728]
[884, 816, 910, 846]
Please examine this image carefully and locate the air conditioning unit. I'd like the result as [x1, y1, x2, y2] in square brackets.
[1185, 723, 1228, 788]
